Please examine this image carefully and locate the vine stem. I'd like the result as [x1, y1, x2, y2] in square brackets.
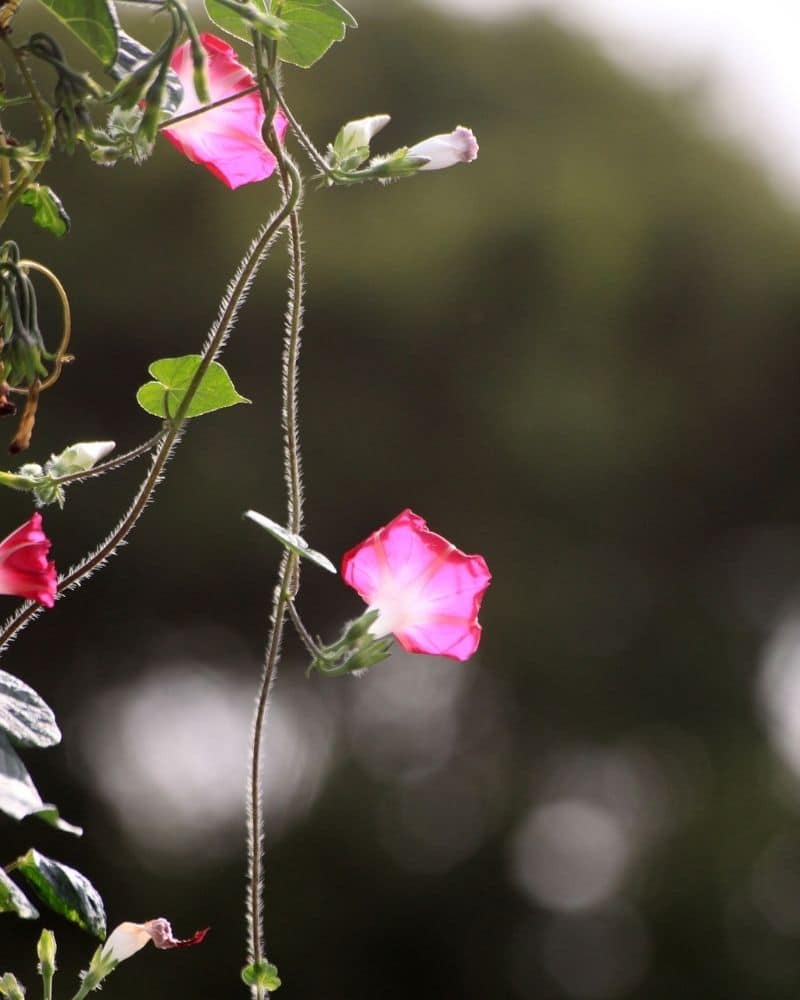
[159, 84, 260, 129]
[245, 35, 306, 1000]
[0, 40, 55, 225]
[0, 180, 299, 655]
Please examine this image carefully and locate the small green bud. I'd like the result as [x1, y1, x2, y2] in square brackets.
[36, 929, 56, 970]
[189, 39, 210, 104]
[0, 973, 25, 1000]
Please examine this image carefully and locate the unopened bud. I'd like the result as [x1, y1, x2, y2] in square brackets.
[36, 929, 56, 971]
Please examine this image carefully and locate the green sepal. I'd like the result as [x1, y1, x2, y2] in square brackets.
[244, 510, 336, 573]
[35, 0, 120, 67]
[277, 0, 357, 69]
[0, 669, 61, 749]
[241, 961, 281, 990]
[0, 867, 39, 920]
[15, 849, 106, 939]
[205, 0, 287, 42]
[19, 186, 70, 238]
[137, 355, 250, 420]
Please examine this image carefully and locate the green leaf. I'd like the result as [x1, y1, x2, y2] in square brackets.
[15, 849, 106, 938]
[0, 734, 81, 835]
[0, 868, 39, 920]
[34, 805, 83, 837]
[276, 0, 357, 69]
[35, 0, 119, 67]
[205, 0, 286, 43]
[241, 961, 281, 990]
[244, 510, 337, 573]
[20, 185, 70, 238]
[0, 731, 46, 822]
[0, 670, 61, 749]
[136, 356, 250, 419]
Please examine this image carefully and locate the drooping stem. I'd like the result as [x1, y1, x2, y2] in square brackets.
[245, 37, 306, 997]
[0, 181, 299, 655]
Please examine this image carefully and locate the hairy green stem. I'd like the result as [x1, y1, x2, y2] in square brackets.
[245, 35, 306, 1000]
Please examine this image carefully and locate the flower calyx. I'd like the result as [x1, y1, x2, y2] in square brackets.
[309, 609, 394, 678]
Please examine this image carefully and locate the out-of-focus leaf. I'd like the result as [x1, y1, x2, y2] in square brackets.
[0, 670, 61, 749]
[0, 732, 45, 821]
[137, 356, 250, 419]
[0, 868, 38, 919]
[277, 0, 357, 68]
[0, 734, 81, 835]
[15, 849, 106, 938]
[34, 805, 83, 837]
[205, 0, 286, 42]
[20, 186, 70, 238]
[35, 0, 119, 66]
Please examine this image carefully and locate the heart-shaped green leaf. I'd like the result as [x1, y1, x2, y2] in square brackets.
[205, 0, 286, 42]
[35, 0, 119, 66]
[277, 0, 357, 68]
[137, 356, 250, 419]
[0, 670, 60, 749]
[15, 849, 106, 938]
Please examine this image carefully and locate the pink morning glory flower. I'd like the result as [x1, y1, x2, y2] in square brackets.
[102, 919, 209, 964]
[162, 33, 288, 190]
[0, 513, 56, 608]
[341, 509, 491, 662]
[408, 126, 478, 170]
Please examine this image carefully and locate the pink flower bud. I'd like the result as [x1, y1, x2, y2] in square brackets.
[407, 126, 478, 171]
[0, 513, 56, 608]
[162, 34, 288, 190]
[102, 919, 209, 964]
[341, 509, 491, 662]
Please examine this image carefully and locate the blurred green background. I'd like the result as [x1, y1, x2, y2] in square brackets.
[4, 1, 800, 997]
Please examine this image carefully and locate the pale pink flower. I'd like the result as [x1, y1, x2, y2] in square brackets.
[162, 33, 288, 189]
[0, 513, 56, 608]
[408, 126, 478, 170]
[102, 919, 209, 964]
[341, 509, 491, 662]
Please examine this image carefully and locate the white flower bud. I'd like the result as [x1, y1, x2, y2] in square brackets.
[339, 114, 391, 149]
[45, 441, 115, 478]
[101, 922, 153, 963]
[407, 126, 479, 170]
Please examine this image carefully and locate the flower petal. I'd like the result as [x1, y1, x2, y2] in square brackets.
[0, 513, 57, 608]
[408, 126, 479, 171]
[342, 510, 490, 661]
[162, 33, 288, 189]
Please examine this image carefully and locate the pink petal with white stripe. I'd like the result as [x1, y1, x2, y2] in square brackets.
[162, 34, 288, 189]
[341, 509, 491, 662]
